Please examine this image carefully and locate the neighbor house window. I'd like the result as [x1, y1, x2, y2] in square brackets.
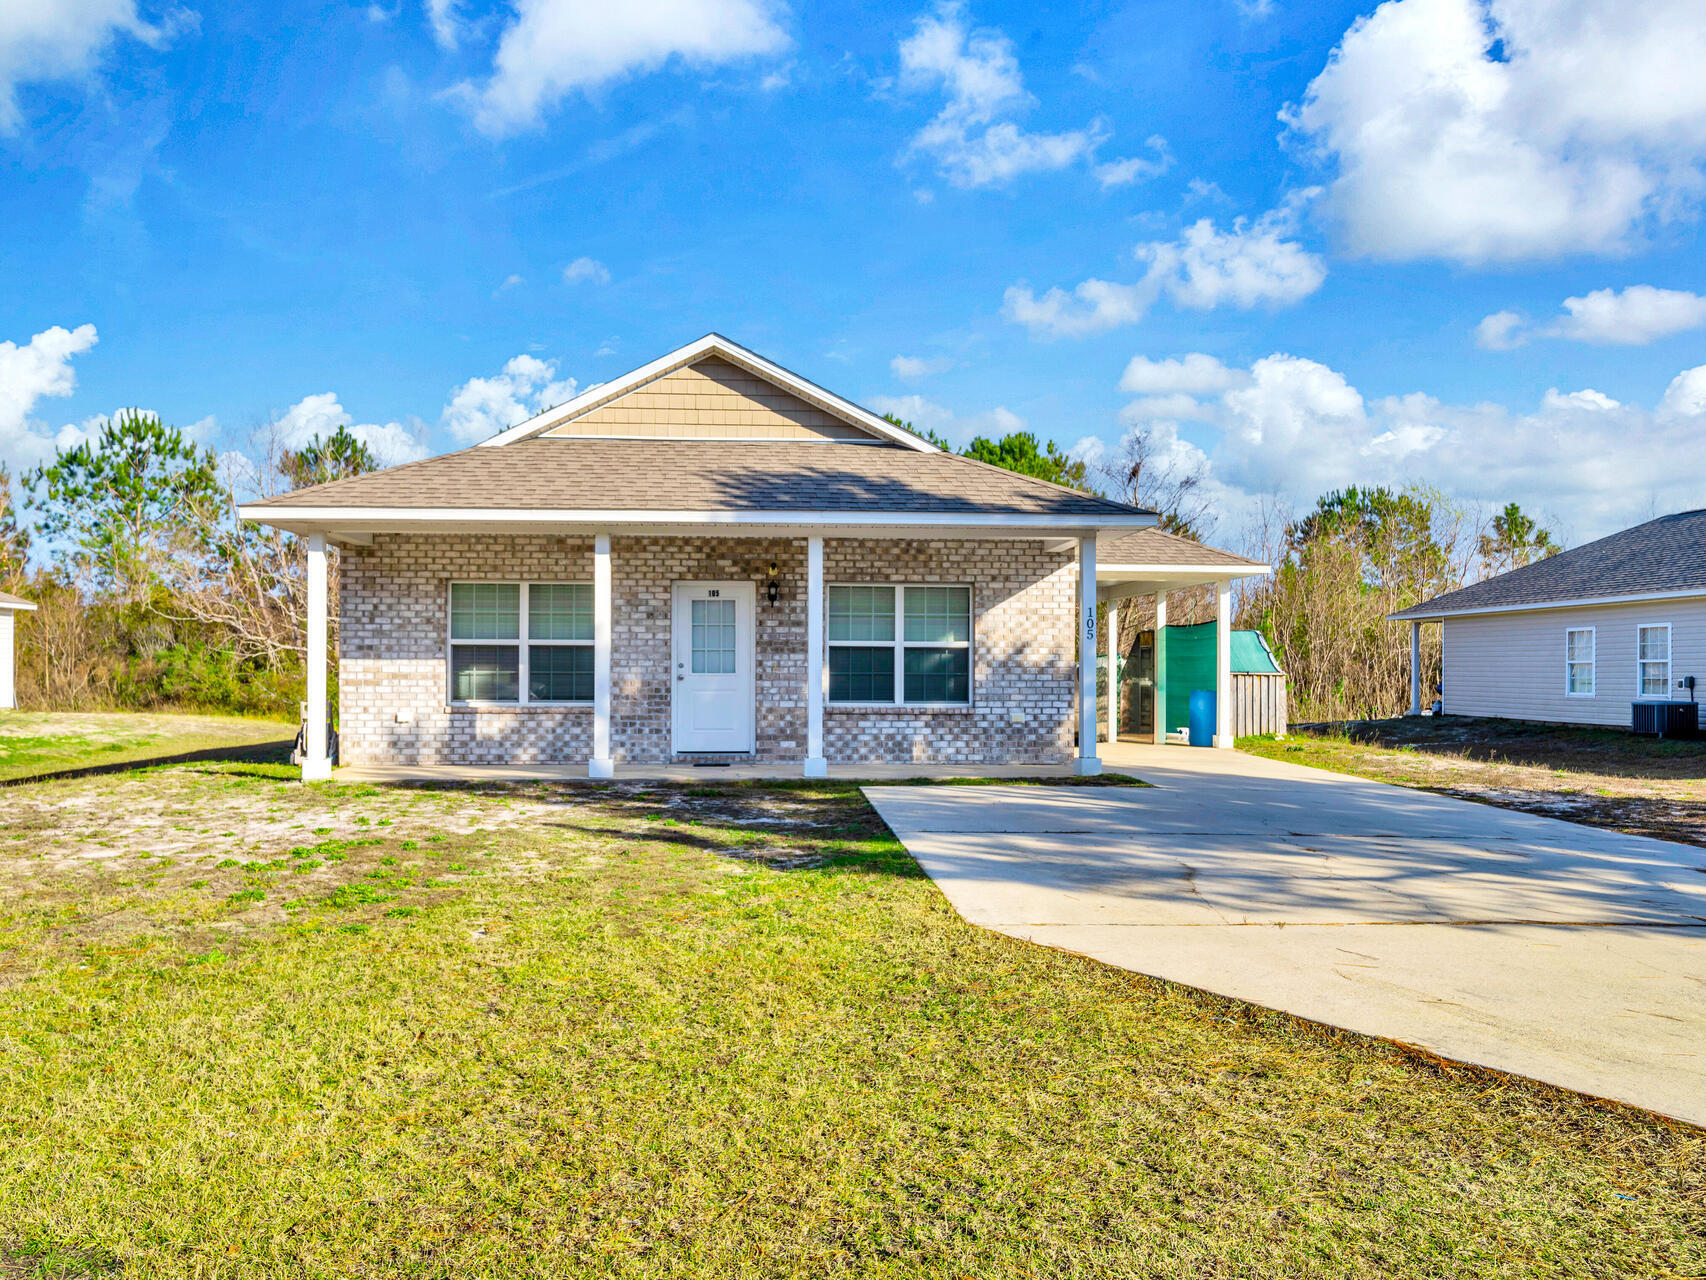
[1637, 623, 1672, 698]
[1565, 627, 1595, 696]
[827, 584, 971, 705]
[449, 582, 594, 704]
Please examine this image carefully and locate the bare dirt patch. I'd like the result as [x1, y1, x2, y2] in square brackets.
[1257, 717, 1706, 846]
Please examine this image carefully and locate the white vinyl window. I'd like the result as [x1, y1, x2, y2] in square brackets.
[827, 584, 972, 705]
[448, 582, 594, 704]
[1637, 623, 1672, 699]
[1565, 627, 1595, 696]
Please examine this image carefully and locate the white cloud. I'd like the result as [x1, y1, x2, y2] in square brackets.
[1479, 286, 1706, 350]
[425, 0, 462, 49]
[276, 392, 430, 467]
[1288, 0, 1706, 263]
[1067, 434, 1106, 467]
[1137, 202, 1326, 311]
[1659, 364, 1706, 418]
[455, 0, 787, 137]
[1092, 135, 1173, 189]
[0, 322, 99, 467]
[890, 354, 955, 381]
[898, 4, 1109, 188]
[865, 393, 1022, 448]
[440, 353, 577, 444]
[1474, 309, 1527, 350]
[1549, 286, 1706, 345]
[1000, 278, 1155, 339]
[1103, 349, 1706, 541]
[562, 256, 610, 285]
[0, 0, 180, 132]
[1002, 200, 1325, 338]
[1119, 352, 1245, 396]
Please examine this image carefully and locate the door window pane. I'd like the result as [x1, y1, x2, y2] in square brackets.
[904, 586, 970, 643]
[828, 586, 895, 642]
[529, 645, 593, 701]
[530, 584, 593, 641]
[451, 644, 519, 701]
[691, 598, 737, 674]
[829, 646, 895, 702]
[903, 647, 969, 704]
[450, 583, 520, 640]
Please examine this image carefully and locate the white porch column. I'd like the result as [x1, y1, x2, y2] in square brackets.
[1410, 620, 1422, 714]
[803, 535, 827, 778]
[589, 533, 614, 778]
[301, 533, 332, 781]
[1152, 590, 1167, 746]
[1074, 536, 1101, 775]
[1104, 597, 1120, 744]
[1214, 579, 1233, 749]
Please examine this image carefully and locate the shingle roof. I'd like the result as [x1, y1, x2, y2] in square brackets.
[0, 590, 34, 610]
[1099, 527, 1266, 568]
[1391, 509, 1706, 619]
[250, 439, 1152, 521]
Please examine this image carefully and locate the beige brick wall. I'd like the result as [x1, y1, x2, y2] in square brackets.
[338, 534, 1075, 767]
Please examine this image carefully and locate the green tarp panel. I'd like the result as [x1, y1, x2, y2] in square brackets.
[1156, 623, 1282, 737]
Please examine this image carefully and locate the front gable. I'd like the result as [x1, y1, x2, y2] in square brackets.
[541, 355, 884, 443]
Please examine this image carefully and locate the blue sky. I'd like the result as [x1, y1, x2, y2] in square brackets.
[3, 0, 1705, 545]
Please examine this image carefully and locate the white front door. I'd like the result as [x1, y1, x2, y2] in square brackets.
[671, 581, 756, 754]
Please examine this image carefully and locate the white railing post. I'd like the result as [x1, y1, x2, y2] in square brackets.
[1105, 597, 1120, 744]
[1153, 590, 1168, 745]
[1074, 536, 1102, 775]
[302, 533, 332, 781]
[589, 533, 614, 778]
[804, 535, 827, 778]
[1410, 620, 1423, 715]
[1215, 579, 1233, 748]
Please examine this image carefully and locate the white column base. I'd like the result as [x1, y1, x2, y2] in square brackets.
[588, 758, 614, 779]
[301, 758, 333, 782]
[802, 756, 828, 779]
[1072, 755, 1103, 776]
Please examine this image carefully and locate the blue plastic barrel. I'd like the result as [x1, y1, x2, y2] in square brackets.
[1188, 690, 1216, 748]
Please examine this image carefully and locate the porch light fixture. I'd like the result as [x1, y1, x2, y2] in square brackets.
[766, 560, 780, 606]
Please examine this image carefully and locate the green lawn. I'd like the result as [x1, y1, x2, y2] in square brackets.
[0, 711, 293, 782]
[0, 764, 1700, 1277]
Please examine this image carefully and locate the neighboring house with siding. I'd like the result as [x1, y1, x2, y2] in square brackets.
[1390, 509, 1706, 727]
[0, 591, 35, 711]
[239, 335, 1269, 780]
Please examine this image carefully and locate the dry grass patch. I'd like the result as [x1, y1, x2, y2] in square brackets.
[0, 763, 1701, 1277]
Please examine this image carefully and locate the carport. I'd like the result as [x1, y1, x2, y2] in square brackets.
[1094, 528, 1270, 748]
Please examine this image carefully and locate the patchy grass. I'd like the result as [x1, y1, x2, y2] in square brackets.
[0, 764, 1701, 1278]
[1244, 716, 1706, 846]
[0, 712, 292, 783]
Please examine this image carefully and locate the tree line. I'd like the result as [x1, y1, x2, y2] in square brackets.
[1, 409, 1559, 724]
[0, 411, 375, 716]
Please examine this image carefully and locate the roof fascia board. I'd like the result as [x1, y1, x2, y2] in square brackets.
[238, 505, 1155, 530]
[1390, 586, 1706, 622]
[479, 334, 938, 452]
[1097, 562, 1271, 576]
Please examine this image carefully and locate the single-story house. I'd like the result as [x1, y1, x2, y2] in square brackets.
[239, 335, 1269, 780]
[1391, 508, 1705, 727]
[0, 590, 35, 711]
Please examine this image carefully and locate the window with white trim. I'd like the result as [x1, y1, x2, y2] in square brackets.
[1637, 623, 1671, 698]
[449, 582, 594, 704]
[827, 584, 971, 704]
[1565, 627, 1595, 696]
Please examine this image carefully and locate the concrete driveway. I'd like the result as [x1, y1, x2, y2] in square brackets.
[864, 743, 1706, 1127]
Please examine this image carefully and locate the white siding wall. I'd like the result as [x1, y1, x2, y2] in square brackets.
[0, 612, 13, 709]
[1442, 597, 1706, 726]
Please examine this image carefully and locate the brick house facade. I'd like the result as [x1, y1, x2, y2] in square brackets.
[338, 533, 1077, 767]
